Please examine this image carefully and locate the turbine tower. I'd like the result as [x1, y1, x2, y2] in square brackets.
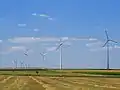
[56, 38, 69, 70]
[103, 29, 117, 70]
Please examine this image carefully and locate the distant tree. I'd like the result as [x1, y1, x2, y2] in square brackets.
[36, 71, 38, 74]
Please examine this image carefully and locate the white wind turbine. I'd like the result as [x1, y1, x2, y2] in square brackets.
[40, 51, 47, 61]
[20, 61, 24, 69]
[103, 28, 117, 70]
[25, 64, 28, 69]
[56, 37, 69, 70]
[24, 49, 29, 56]
[40, 50, 47, 68]
[12, 60, 17, 69]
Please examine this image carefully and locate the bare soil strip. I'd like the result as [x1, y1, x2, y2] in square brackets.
[0, 76, 13, 83]
[1, 76, 16, 90]
[55, 77, 120, 89]
[2, 76, 28, 90]
[36, 76, 82, 90]
[29, 76, 55, 90]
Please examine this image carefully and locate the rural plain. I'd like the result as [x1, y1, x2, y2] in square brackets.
[0, 69, 120, 90]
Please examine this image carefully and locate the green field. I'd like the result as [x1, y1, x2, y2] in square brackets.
[0, 69, 120, 90]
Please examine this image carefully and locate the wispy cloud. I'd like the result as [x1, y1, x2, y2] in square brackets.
[46, 47, 57, 52]
[8, 37, 37, 43]
[39, 14, 54, 21]
[0, 46, 26, 55]
[89, 46, 120, 52]
[39, 14, 50, 18]
[8, 37, 98, 44]
[87, 41, 120, 52]
[69, 37, 98, 41]
[32, 13, 54, 21]
[33, 28, 39, 32]
[0, 40, 2, 43]
[48, 17, 54, 21]
[17, 24, 26, 27]
[8, 37, 65, 43]
[9, 46, 26, 52]
[32, 13, 37, 16]
[86, 41, 103, 47]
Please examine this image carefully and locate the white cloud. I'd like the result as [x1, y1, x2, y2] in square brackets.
[89, 45, 120, 52]
[8, 37, 71, 43]
[17, 24, 26, 27]
[33, 28, 39, 32]
[0, 40, 2, 43]
[61, 37, 69, 41]
[8, 36, 98, 44]
[89, 38, 98, 41]
[86, 41, 103, 47]
[69, 37, 98, 41]
[8, 37, 37, 43]
[32, 13, 54, 21]
[39, 14, 50, 18]
[46, 47, 57, 52]
[40, 14, 54, 21]
[32, 13, 37, 16]
[89, 47, 112, 52]
[48, 17, 54, 21]
[9, 46, 26, 52]
[0, 46, 26, 55]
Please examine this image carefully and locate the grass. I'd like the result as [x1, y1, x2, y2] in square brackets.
[0, 69, 120, 78]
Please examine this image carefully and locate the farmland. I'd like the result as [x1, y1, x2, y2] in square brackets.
[0, 69, 119, 90]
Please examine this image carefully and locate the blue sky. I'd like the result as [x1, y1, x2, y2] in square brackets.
[0, 0, 120, 69]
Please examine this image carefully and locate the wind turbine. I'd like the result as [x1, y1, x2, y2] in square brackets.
[56, 38, 69, 70]
[12, 60, 17, 69]
[20, 61, 24, 69]
[103, 28, 117, 70]
[24, 49, 29, 56]
[40, 51, 47, 61]
[25, 64, 28, 69]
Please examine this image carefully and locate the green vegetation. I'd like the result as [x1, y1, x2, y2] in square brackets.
[0, 69, 120, 78]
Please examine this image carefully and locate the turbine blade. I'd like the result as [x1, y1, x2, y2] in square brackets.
[109, 40, 117, 43]
[56, 38, 66, 50]
[56, 43, 63, 50]
[103, 40, 109, 47]
[105, 29, 109, 39]
[40, 53, 43, 56]
[24, 53, 28, 56]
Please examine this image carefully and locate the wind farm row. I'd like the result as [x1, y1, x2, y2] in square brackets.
[10, 29, 118, 70]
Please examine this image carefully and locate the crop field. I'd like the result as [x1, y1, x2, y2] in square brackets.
[0, 69, 119, 90]
[0, 75, 120, 90]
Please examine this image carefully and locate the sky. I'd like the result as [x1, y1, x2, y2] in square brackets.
[0, 0, 120, 69]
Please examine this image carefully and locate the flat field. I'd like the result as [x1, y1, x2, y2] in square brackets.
[0, 69, 119, 90]
[0, 75, 120, 90]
